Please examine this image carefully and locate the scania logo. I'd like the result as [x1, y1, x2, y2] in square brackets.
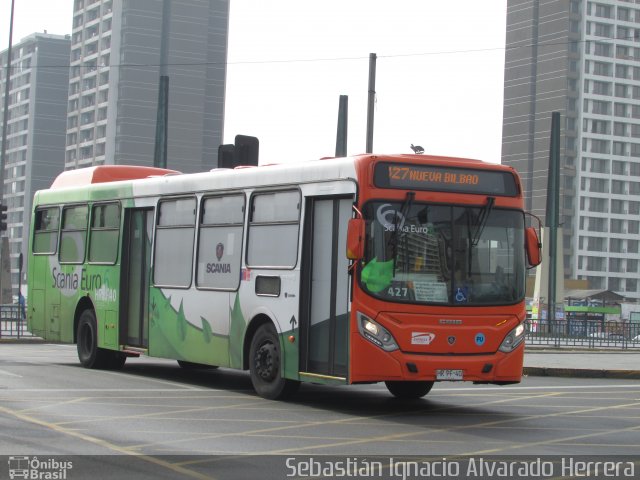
[447, 336, 456, 345]
[216, 242, 224, 261]
[439, 319, 463, 325]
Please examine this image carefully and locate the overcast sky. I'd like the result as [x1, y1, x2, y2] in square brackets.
[0, 0, 508, 165]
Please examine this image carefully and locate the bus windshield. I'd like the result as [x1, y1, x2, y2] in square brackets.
[360, 200, 526, 306]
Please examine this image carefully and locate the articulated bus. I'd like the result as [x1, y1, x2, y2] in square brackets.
[27, 154, 541, 399]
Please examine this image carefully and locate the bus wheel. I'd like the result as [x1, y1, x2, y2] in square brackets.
[384, 381, 434, 399]
[76, 309, 109, 369]
[177, 360, 218, 370]
[107, 352, 127, 370]
[249, 323, 299, 400]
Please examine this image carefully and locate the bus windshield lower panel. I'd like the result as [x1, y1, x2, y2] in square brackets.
[360, 201, 526, 306]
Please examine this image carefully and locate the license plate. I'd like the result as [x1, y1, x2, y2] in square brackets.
[436, 369, 463, 381]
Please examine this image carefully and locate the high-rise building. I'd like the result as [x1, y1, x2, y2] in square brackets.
[0, 33, 71, 289]
[66, 0, 229, 172]
[502, 0, 640, 299]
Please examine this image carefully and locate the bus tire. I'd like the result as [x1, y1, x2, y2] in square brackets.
[177, 360, 218, 370]
[107, 352, 127, 370]
[249, 323, 299, 400]
[76, 309, 109, 369]
[384, 381, 434, 399]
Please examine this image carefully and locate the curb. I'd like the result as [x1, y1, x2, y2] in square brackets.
[524, 366, 640, 380]
[0, 338, 46, 344]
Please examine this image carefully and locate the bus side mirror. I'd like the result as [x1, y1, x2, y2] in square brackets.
[525, 226, 541, 267]
[346, 218, 365, 260]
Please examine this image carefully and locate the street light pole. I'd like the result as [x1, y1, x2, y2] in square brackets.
[0, 0, 16, 304]
[1, 0, 16, 198]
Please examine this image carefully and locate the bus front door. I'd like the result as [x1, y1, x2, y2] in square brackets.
[299, 197, 352, 380]
[120, 208, 154, 348]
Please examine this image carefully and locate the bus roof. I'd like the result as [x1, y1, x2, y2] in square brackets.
[50, 165, 181, 190]
[39, 154, 518, 202]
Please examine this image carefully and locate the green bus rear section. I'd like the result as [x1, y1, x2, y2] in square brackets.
[27, 184, 304, 381]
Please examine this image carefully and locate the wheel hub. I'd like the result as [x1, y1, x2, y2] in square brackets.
[255, 343, 277, 381]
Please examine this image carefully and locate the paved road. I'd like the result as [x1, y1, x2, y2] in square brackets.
[0, 344, 638, 479]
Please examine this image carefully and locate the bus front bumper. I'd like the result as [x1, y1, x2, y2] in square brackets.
[350, 341, 524, 384]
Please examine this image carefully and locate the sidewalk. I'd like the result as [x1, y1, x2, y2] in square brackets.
[524, 348, 640, 380]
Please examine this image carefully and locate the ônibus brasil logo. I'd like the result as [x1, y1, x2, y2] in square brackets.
[8, 456, 72, 479]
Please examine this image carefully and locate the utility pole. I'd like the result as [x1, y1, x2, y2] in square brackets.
[365, 53, 376, 153]
[335, 95, 348, 157]
[546, 112, 560, 326]
[0, 0, 16, 304]
[153, 0, 171, 169]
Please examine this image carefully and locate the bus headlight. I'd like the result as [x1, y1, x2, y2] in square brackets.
[357, 312, 399, 352]
[498, 323, 526, 352]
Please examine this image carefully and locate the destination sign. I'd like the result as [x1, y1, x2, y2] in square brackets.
[373, 162, 518, 196]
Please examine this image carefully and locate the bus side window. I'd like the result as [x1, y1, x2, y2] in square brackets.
[247, 190, 300, 268]
[89, 203, 120, 264]
[33, 207, 60, 254]
[196, 194, 245, 289]
[154, 197, 196, 288]
[59, 205, 88, 263]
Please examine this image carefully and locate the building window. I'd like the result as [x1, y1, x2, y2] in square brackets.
[595, 4, 613, 19]
[594, 42, 612, 57]
[593, 80, 612, 95]
[591, 139, 610, 154]
[613, 141, 627, 155]
[612, 180, 626, 194]
[612, 160, 627, 175]
[594, 22, 613, 38]
[609, 238, 624, 253]
[610, 218, 625, 233]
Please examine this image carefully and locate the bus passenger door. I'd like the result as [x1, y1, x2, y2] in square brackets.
[120, 208, 153, 348]
[299, 197, 352, 379]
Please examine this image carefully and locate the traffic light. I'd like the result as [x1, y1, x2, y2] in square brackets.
[0, 203, 7, 232]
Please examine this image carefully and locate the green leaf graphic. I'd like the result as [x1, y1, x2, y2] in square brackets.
[229, 294, 246, 369]
[177, 300, 187, 341]
[201, 316, 213, 343]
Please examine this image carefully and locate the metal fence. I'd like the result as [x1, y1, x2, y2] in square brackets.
[525, 318, 640, 349]
[0, 304, 33, 339]
[2, 303, 639, 348]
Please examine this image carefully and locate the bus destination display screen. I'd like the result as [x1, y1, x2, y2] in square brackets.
[373, 162, 519, 196]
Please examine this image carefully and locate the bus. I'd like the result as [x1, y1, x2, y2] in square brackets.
[27, 154, 541, 400]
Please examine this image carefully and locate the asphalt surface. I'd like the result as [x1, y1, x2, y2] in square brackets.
[0, 342, 639, 480]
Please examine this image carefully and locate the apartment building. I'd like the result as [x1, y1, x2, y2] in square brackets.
[0, 33, 71, 288]
[503, 0, 640, 299]
[66, 0, 229, 172]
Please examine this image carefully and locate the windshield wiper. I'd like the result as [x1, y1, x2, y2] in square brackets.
[471, 196, 495, 246]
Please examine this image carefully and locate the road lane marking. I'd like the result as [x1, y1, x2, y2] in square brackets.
[55, 399, 267, 427]
[130, 391, 563, 453]
[463, 400, 640, 455]
[0, 404, 216, 480]
[0, 369, 22, 377]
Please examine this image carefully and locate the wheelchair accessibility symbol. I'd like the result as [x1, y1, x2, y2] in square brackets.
[455, 287, 467, 303]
